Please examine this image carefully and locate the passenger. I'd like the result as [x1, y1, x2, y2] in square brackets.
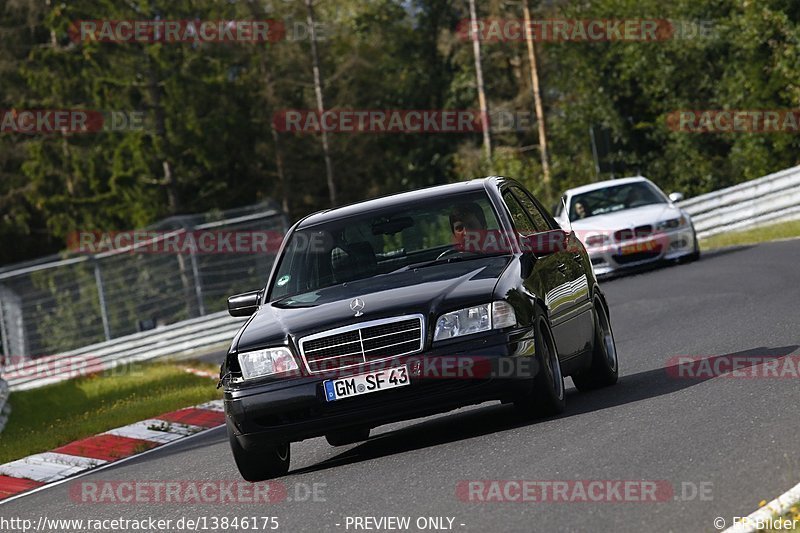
[625, 187, 645, 207]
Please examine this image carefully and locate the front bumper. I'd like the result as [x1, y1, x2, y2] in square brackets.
[225, 329, 537, 448]
[586, 226, 697, 277]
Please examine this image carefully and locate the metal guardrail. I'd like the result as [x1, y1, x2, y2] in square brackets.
[0, 378, 9, 433]
[679, 165, 800, 239]
[2, 311, 247, 391]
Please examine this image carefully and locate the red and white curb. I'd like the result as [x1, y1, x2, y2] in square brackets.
[0, 400, 225, 502]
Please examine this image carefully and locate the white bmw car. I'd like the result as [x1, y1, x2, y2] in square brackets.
[554, 176, 699, 277]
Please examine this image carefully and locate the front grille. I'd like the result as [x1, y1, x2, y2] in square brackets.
[614, 225, 653, 242]
[299, 315, 424, 373]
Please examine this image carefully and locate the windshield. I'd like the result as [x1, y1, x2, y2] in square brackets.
[569, 181, 666, 221]
[268, 191, 504, 302]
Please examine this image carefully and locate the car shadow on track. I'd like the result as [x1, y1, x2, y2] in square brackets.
[565, 344, 797, 416]
[290, 344, 797, 476]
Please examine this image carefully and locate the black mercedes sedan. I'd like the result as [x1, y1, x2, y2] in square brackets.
[221, 177, 619, 480]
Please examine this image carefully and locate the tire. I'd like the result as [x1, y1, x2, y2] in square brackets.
[227, 423, 290, 481]
[678, 231, 700, 263]
[686, 234, 701, 262]
[514, 314, 566, 418]
[572, 297, 619, 391]
[325, 428, 370, 447]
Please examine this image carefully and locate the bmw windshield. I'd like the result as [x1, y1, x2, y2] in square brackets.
[267, 192, 506, 303]
[569, 182, 667, 221]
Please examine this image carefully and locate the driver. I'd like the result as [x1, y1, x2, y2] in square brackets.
[449, 202, 487, 251]
[574, 201, 589, 219]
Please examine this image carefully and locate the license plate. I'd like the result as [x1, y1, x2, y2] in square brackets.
[323, 365, 410, 402]
[619, 240, 658, 255]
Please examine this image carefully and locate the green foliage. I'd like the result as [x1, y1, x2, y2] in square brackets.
[1, 0, 800, 265]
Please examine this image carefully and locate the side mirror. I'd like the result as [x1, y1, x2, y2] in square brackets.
[519, 229, 569, 257]
[227, 289, 263, 317]
[669, 192, 684, 203]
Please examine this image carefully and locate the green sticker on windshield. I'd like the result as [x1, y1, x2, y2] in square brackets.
[277, 275, 290, 286]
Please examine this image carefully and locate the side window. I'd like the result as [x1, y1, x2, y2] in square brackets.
[502, 190, 536, 234]
[510, 186, 551, 232]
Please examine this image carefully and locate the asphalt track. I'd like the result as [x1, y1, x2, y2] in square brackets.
[3, 239, 799, 533]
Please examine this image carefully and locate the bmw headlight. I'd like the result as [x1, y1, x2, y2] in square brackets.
[433, 301, 517, 341]
[656, 215, 687, 230]
[238, 347, 299, 380]
[584, 234, 609, 248]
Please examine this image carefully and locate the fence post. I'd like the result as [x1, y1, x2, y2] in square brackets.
[0, 285, 8, 368]
[0, 286, 8, 434]
[189, 247, 206, 316]
[0, 378, 9, 434]
[93, 260, 112, 341]
[174, 229, 200, 318]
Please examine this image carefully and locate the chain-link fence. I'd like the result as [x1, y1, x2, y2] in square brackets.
[0, 202, 287, 362]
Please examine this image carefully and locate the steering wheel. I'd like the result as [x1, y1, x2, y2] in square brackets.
[436, 247, 465, 261]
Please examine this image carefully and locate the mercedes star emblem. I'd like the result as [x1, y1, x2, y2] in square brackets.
[350, 297, 365, 317]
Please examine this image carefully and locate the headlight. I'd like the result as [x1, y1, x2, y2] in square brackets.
[656, 215, 687, 230]
[584, 234, 609, 247]
[433, 301, 517, 341]
[238, 347, 298, 380]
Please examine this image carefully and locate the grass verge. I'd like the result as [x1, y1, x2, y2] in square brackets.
[700, 218, 800, 251]
[0, 362, 221, 464]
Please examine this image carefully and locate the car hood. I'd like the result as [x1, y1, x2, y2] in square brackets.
[569, 203, 682, 232]
[234, 255, 512, 352]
